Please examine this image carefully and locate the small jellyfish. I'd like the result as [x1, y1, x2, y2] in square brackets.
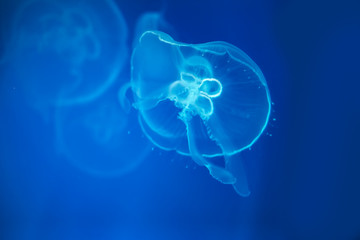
[55, 86, 151, 177]
[131, 31, 271, 196]
[2, 0, 127, 117]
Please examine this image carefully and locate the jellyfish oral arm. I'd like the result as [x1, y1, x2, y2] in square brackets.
[207, 114, 251, 197]
[182, 111, 238, 185]
[225, 153, 250, 197]
[170, 70, 249, 193]
[181, 111, 206, 166]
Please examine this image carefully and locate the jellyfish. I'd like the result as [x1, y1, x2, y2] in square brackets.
[133, 10, 176, 49]
[2, 0, 127, 118]
[130, 31, 271, 196]
[55, 86, 152, 177]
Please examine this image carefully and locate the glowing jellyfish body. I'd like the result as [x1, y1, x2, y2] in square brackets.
[131, 31, 271, 196]
[3, 0, 127, 116]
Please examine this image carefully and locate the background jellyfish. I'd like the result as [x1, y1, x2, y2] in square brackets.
[132, 10, 176, 49]
[55, 85, 152, 177]
[1, 0, 127, 118]
[131, 31, 271, 196]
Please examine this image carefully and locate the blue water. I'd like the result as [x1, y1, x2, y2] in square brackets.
[1, 0, 360, 239]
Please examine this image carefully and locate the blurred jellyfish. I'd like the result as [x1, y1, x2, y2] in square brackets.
[132, 10, 175, 48]
[2, 0, 127, 118]
[130, 31, 271, 196]
[55, 86, 152, 177]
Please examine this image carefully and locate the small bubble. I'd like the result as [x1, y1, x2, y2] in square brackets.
[151, 147, 154, 151]
[127, 130, 131, 135]
[185, 165, 189, 169]
[247, 76, 251, 79]
[273, 118, 276, 121]
[269, 133, 273, 137]
[271, 102, 275, 105]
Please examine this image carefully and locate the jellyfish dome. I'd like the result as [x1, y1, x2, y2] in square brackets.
[2, 0, 128, 116]
[131, 31, 271, 196]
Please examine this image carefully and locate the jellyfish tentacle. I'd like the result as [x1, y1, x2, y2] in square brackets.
[181, 110, 206, 166]
[206, 114, 250, 196]
[206, 164, 236, 184]
[225, 153, 250, 197]
[183, 111, 237, 184]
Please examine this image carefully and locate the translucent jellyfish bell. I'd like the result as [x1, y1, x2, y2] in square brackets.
[131, 31, 271, 196]
[55, 86, 152, 177]
[2, 0, 127, 116]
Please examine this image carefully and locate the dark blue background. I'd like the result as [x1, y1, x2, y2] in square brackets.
[1, 0, 359, 239]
